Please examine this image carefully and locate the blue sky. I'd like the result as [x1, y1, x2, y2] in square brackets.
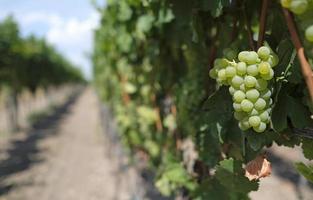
[0, 0, 105, 79]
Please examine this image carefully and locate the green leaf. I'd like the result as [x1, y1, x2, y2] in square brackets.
[205, 0, 231, 17]
[302, 139, 313, 160]
[158, 7, 175, 24]
[295, 162, 313, 183]
[215, 158, 259, 194]
[272, 88, 313, 132]
[203, 87, 233, 125]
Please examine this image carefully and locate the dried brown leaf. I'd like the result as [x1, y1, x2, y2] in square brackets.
[245, 154, 271, 181]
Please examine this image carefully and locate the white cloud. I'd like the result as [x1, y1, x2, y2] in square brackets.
[15, 11, 100, 80]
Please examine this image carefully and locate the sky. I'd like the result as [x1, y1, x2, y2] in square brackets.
[0, 0, 105, 80]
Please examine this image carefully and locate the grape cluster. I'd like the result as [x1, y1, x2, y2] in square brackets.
[281, 0, 313, 42]
[209, 46, 278, 133]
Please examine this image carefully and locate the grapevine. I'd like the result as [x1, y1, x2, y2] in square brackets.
[93, 0, 313, 199]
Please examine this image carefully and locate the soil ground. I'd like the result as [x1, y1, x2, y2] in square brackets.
[0, 88, 312, 200]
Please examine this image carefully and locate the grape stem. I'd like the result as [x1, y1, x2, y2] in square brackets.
[282, 8, 313, 103]
[257, 0, 269, 48]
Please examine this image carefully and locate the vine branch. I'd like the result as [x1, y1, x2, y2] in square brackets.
[282, 8, 313, 103]
[257, 0, 269, 48]
[243, 6, 256, 51]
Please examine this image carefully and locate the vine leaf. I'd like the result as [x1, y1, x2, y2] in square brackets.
[302, 139, 313, 160]
[245, 155, 271, 181]
[215, 158, 259, 194]
[294, 162, 313, 183]
[272, 89, 313, 132]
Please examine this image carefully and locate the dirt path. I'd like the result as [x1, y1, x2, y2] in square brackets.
[0, 88, 134, 200]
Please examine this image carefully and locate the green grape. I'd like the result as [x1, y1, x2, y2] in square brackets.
[218, 69, 227, 80]
[305, 25, 313, 42]
[249, 108, 259, 116]
[246, 89, 260, 102]
[261, 89, 271, 100]
[223, 48, 237, 60]
[229, 86, 236, 95]
[214, 58, 228, 68]
[236, 62, 247, 75]
[254, 98, 266, 110]
[209, 68, 218, 79]
[281, 0, 292, 8]
[268, 54, 279, 67]
[233, 90, 246, 103]
[242, 117, 251, 127]
[225, 66, 236, 78]
[267, 98, 273, 106]
[233, 102, 242, 112]
[231, 75, 244, 87]
[255, 79, 268, 91]
[259, 111, 269, 122]
[241, 99, 254, 112]
[290, 0, 308, 15]
[239, 84, 246, 92]
[253, 122, 267, 133]
[260, 68, 274, 80]
[258, 62, 271, 75]
[257, 46, 270, 60]
[239, 121, 250, 131]
[244, 75, 257, 88]
[245, 51, 259, 64]
[234, 111, 246, 121]
[249, 116, 261, 127]
[247, 64, 259, 76]
[238, 51, 250, 62]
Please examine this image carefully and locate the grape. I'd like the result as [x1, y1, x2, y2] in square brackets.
[218, 69, 227, 80]
[261, 89, 271, 100]
[236, 62, 247, 75]
[234, 111, 246, 121]
[253, 122, 267, 133]
[268, 54, 279, 67]
[223, 48, 237, 60]
[225, 66, 236, 77]
[239, 121, 250, 131]
[249, 109, 259, 116]
[305, 25, 313, 42]
[241, 117, 251, 128]
[255, 79, 268, 91]
[240, 84, 246, 92]
[229, 86, 236, 95]
[246, 51, 259, 64]
[241, 99, 254, 112]
[290, 0, 308, 15]
[214, 58, 228, 68]
[260, 68, 274, 80]
[231, 75, 244, 87]
[246, 89, 260, 102]
[258, 62, 271, 75]
[233, 102, 242, 112]
[249, 116, 261, 127]
[257, 46, 270, 60]
[254, 98, 266, 110]
[247, 64, 259, 76]
[209, 68, 218, 79]
[267, 98, 273, 106]
[211, 47, 276, 133]
[238, 51, 250, 62]
[233, 90, 246, 103]
[244, 76, 257, 88]
[259, 111, 269, 122]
